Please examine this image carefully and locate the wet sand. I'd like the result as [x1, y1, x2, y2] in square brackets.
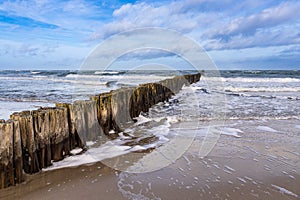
[1, 119, 299, 199]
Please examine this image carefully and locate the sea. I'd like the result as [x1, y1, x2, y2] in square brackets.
[0, 70, 299, 170]
[0, 70, 300, 199]
[1, 70, 299, 120]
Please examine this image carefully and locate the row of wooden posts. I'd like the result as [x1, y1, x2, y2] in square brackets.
[0, 73, 201, 189]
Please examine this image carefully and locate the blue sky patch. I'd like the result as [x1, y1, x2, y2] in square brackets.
[0, 0, 299, 70]
[0, 13, 59, 29]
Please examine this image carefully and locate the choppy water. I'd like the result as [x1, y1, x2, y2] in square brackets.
[0, 70, 179, 119]
[200, 70, 300, 120]
[1, 70, 299, 120]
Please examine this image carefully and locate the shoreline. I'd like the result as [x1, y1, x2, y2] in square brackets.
[1, 118, 299, 199]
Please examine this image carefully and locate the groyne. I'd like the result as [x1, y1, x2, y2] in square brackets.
[0, 73, 200, 189]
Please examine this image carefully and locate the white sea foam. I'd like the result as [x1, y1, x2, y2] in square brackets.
[256, 126, 279, 133]
[224, 86, 300, 92]
[117, 172, 161, 200]
[135, 115, 152, 125]
[0, 75, 109, 86]
[94, 71, 121, 75]
[86, 141, 97, 146]
[272, 184, 299, 198]
[295, 125, 300, 129]
[203, 77, 300, 83]
[55, 78, 108, 86]
[33, 75, 48, 78]
[65, 74, 101, 79]
[65, 74, 174, 88]
[66, 74, 171, 80]
[224, 165, 236, 172]
[70, 148, 83, 155]
[221, 127, 243, 138]
[130, 145, 147, 151]
[31, 71, 41, 74]
[237, 177, 247, 183]
[0, 76, 46, 81]
[44, 142, 131, 171]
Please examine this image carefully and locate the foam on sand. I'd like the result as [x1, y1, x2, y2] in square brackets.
[43, 115, 174, 171]
[43, 141, 132, 171]
[272, 184, 299, 198]
[256, 126, 279, 133]
[221, 127, 243, 138]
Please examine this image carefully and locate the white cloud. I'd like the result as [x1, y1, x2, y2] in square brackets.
[0, 39, 59, 57]
[208, 1, 300, 37]
[91, 1, 219, 39]
[204, 24, 300, 50]
[90, 0, 300, 52]
[0, 39, 89, 69]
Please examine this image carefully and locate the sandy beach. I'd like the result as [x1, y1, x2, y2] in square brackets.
[1, 119, 299, 200]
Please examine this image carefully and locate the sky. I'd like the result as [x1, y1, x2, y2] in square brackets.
[0, 0, 299, 70]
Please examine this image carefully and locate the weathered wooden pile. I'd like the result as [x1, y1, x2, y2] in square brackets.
[0, 73, 200, 189]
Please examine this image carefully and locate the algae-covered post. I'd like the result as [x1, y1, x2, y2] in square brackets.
[0, 120, 22, 189]
[68, 100, 102, 145]
[11, 111, 39, 174]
